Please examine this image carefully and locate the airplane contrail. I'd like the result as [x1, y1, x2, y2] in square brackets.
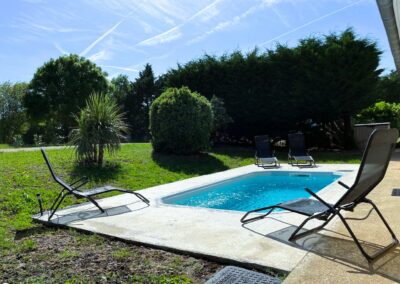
[260, 0, 365, 47]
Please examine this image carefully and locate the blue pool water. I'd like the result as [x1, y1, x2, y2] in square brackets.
[162, 171, 341, 212]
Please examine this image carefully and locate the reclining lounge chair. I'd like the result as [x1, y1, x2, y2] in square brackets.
[41, 148, 150, 221]
[241, 128, 399, 263]
[288, 133, 315, 167]
[255, 135, 280, 168]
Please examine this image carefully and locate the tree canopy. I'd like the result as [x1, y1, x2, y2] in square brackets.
[160, 29, 382, 149]
[24, 54, 108, 142]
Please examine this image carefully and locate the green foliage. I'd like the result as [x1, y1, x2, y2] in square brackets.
[24, 54, 108, 142]
[210, 95, 233, 132]
[0, 82, 28, 144]
[150, 87, 213, 154]
[356, 101, 400, 129]
[375, 71, 400, 103]
[69, 93, 128, 166]
[110, 64, 160, 141]
[160, 29, 381, 149]
[0, 144, 360, 258]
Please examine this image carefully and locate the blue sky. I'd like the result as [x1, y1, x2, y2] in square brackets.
[0, 0, 395, 82]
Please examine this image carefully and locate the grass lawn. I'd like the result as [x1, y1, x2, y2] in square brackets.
[0, 144, 14, 149]
[0, 143, 361, 283]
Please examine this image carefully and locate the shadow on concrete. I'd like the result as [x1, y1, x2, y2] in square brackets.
[35, 201, 149, 226]
[242, 218, 400, 282]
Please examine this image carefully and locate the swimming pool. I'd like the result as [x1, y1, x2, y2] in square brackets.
[162, 171, 341, 212]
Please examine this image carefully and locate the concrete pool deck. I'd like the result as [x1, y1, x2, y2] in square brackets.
[283, 152, 400, 284]
[33, 163, 358, 273]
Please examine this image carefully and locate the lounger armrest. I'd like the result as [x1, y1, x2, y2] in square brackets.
[305, 188, 334, 210]
[338, 181, 350, 189]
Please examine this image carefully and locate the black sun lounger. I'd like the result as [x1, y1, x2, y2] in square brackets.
[241, 128, 399, 263]
[288, 133, 315, 167]
[255, 135, 280, 168]
[41, 148, 150, 221]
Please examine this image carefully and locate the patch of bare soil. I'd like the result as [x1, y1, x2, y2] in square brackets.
[1, 228, 222, 283]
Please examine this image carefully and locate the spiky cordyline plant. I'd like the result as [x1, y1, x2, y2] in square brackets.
[69, 93, 128, 166]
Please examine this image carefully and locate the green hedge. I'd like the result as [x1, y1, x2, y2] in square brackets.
[149, 87, 213, 154]
[356, 101, 400, 129]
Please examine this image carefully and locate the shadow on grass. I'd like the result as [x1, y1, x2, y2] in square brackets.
[210, 145, 253, 159]
[152, 151, 229, 175]
[70, 162, 123, 183]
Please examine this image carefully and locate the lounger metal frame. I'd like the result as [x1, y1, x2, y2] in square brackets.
[242, 129, 399, 263]
[41, 148, 150, 221]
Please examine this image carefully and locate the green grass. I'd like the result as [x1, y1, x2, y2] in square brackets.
[0, 143, 361, 255]
[0, 144, 14, 149]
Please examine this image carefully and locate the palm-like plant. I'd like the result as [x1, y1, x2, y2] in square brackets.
[70, 93, 128, 166]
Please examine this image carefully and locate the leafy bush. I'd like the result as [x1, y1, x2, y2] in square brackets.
[356, 101, 400, 129]
[69, 93, 128, 165]
[149, 87, 213, 154]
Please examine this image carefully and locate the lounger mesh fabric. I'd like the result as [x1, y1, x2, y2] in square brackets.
[255, 135, 279, 167]
[288, 133, 308, 156]
[287, 133, 314, 166]
[255, 135, 273, 157]
[205, 266, 281, 284]
[278, 198, 332, 216]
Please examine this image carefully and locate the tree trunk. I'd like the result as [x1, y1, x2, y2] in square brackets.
[98, 144, 104, 166]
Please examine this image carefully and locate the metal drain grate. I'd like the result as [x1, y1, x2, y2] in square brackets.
[205, 266, 281, 284]
[392, 189, 400, 196]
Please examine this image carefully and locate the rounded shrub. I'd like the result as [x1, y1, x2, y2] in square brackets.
[150, 87, 213, 154]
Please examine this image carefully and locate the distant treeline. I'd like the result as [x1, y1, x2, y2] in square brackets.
[1, 28, 399, 149]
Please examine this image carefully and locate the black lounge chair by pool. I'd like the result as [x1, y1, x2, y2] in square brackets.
[255, 135, 280, 168]
[241, 128, 399, 263]
[287, 133, 315, 167]
[41, 148, 150, 221]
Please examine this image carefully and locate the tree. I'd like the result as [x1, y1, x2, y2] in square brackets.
[24, 54, 108, 142]
[110, 74, 132, 106]
[69, 93, 128, 166]
[0, 82, 28, 144]
[125, 64, 158, 140]
[375, 71, 400, 103]
[160, 29, 382, 149]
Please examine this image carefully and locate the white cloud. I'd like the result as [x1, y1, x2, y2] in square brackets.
[136, 0, 223, 47]
[188, 1, 268, 44]
[137, 26, 182, 46]
[100, 65, 140, 72]
[53, 43, 68, 54]
[80, 20, 123, 57]
[272, 7, 291, 28]
[259, 0, 365, 46]
[88, 50, 113, 62]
